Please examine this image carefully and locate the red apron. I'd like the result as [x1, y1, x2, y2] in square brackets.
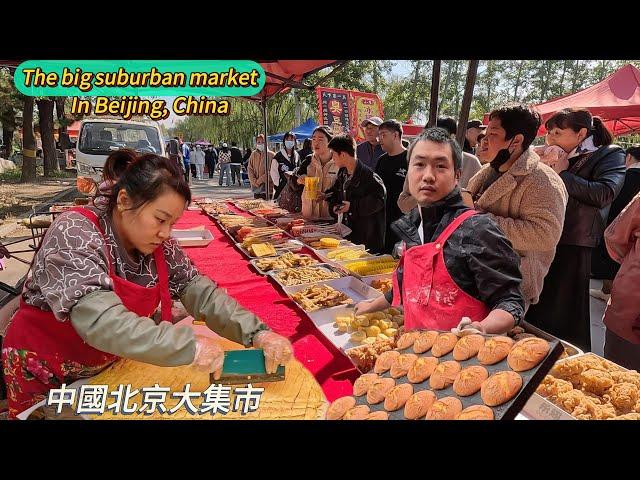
[392, 209, 490, 331]
[2, 207, 173, 418]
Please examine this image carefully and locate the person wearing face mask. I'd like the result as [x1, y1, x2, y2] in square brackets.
[297, 126, 339, 220]
[465, 104, 568, 314]
[270, 132, 300, 200]
[192, 144, 206, 180]
[248, 134, 275, 199]
[526, 108, 626, 352]
[354, 128, 524, 333]
[1, 153, 293, 419]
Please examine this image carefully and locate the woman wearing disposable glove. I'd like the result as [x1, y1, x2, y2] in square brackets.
[2, 153, 292, 419]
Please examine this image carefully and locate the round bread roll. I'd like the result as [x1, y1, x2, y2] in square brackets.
[456, 405, 494, 420]
[507, 337, 550, 372]
[343, 405, 371, 420]
[453, 334, 485, 361]
[326, 396, 357, 420]
[390, 353, 419, 379]
[477, 336, 515, 365]
[366, 410, 389, 420]
[453, 365, 489, 396]
[367, 377, 396, 404]
[384, 383, 414, 411]
[425, 396, 463, 420]
[481, 371, 523, 406]
[396, 331, 420, 350]
[431, 333, 459, 357]
[407, 356, 439, 384]
[429, 361, 462, 390]
[374, 350, 401, 374]
[413, 331, 439, 354]
[404, 390, 437, 420]
[353, 373, 380, 397]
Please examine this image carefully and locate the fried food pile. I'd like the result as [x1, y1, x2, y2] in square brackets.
[273, 266, 341, 286]
[291, 284, 352, 312]
[536, 354, 640, 420]
[254, 252, 318, 272]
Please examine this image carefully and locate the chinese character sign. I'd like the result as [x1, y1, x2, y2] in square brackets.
[316, 87, 384, 142]
[351, 91, 384, 142]
[317, 87, 351, 137]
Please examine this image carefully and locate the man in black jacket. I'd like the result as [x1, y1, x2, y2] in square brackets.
[324, 134, 387, 254]
[355, 127, 525, 334]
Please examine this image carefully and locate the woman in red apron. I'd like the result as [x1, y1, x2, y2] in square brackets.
[2, 153, 292, 419]
[356, 128, 525, 334]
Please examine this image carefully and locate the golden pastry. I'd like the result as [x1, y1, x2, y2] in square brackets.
[453, 334, 485, 361]
[453, 365, 489, 396]
[407, 356, 439, 384]
[326, 396, 356, 420]
[611, 413, 640, 420]
[404, 390, 437, 420]
[367, 377, 396, 405]
[507, 338, 550, 371]
[481, 371, 523, 406]
[353, 373, 379, 397]
[456, 405, 494, 420]
[413, 331, 439, 354]
[343, 405, 371, 420]
[366, 410, 389, 420]
[384, 383, 414, 411]
[477, 336, 514, 365]
[374, 350, 401, 374]
[390, 354, 419, 379]
[431, 333, 459, 358]
[396, 331, 420, 350]
[425, 397, 463, 420]
[429, 361, 462, 390]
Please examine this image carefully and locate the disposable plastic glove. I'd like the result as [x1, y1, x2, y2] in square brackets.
[451, 317, 485, 337]
[191, 335, 225, 379]
[252, 330, 293, 374]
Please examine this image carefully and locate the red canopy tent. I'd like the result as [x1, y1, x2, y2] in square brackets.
[246, 60, 348, 199]
[484, 63, 640, 136]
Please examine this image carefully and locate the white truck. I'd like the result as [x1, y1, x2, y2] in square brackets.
[75, 118, 165, 181]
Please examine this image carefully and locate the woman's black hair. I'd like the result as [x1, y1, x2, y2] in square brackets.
[102, 148, 137, 183]
[545, 108, 613, 147]
[107, 153, 191, 213]
[312, 125, 333, 142]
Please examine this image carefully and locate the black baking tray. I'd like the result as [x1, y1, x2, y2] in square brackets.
[353, 328, 564, 420]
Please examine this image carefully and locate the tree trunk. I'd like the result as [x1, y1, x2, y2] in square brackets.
[1, 120, 14, 159]
[512, 60, 524, 101]
[456, 60, 479, 148]
[37, 98, 59, 176]
[427, 60, 441, 127]
[20, 97, 37, 183]
[571, 60, 580, 91]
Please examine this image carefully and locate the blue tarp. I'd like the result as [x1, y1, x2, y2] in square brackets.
[267, 119, 318, 142]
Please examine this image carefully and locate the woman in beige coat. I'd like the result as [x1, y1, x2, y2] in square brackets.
[466, 105, 568, 311]
[296, 126, 339, 220]
[248, 134, 275, 199]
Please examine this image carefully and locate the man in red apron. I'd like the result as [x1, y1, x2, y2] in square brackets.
[356, 127, 525, 334]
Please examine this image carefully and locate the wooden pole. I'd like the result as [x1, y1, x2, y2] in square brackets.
[456, 60, 479, 148]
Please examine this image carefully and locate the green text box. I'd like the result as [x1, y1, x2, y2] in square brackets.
[15, 60, 264, 97]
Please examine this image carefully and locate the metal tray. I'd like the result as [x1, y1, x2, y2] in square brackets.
[520, 352, 631, 420]
[339, 255, 398, 279]
[268, 264, 344, 289]
[235, 240, 305, 259]
[284, 276, 382, 312]
[314, 244, 371, 264]
[353, 329, 564, 420]
[249, 253, 319, 276]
